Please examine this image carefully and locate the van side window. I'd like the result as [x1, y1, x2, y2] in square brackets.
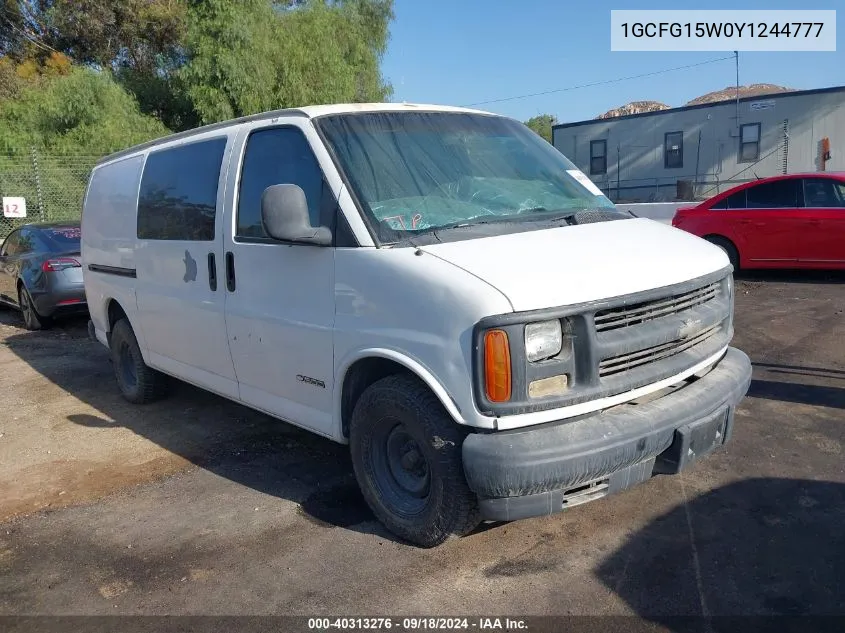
[137, 137, 227, 241]
[237, 127, 324, 238]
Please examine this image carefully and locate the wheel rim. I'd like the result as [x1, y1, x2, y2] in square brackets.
[370, 419, 431, 516]
[19, 290, 32, 326]
[117, 341, 138, 390]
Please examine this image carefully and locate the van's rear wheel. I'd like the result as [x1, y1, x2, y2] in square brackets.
[349, 374, 480, 547]
[110, 319, 169, 404]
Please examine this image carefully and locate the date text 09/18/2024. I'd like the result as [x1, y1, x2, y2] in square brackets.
[307, 617, 528, 631]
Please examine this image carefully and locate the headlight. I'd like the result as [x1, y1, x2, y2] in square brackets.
[525, 320, 562, 362]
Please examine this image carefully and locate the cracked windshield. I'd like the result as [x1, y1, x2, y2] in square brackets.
[318, 112, 615, 242]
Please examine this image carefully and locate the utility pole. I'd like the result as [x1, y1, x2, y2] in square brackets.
[616, 143, 621, 202]
[694, 130, 702, 198]
[734, 51, 740, 129]
[30, 146, 45, 221]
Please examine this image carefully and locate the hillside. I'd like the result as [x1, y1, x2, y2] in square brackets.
[686, 83, 795, 105]
[597, 84, 794, 119]
[597, 100, 670, 119]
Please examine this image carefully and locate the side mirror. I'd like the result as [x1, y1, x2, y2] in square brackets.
[260, 184, 332, 246]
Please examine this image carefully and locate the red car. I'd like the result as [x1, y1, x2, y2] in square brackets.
[672, 173, 845, 271]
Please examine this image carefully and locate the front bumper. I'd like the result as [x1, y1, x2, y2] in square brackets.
[462, 347, 752, 521]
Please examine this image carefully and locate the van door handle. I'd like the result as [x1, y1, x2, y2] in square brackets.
[207, 253, 217, 291]
[225, 251, 235, 292]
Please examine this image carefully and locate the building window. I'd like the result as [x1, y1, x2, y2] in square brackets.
[664, 131, 683, 169]
[739, 123, 761, 163]
[590, 140, 607, 175]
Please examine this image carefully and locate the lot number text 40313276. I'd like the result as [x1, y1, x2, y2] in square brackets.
[307, 617, 529, 631]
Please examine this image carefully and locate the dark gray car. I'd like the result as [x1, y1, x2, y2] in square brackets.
[0, 222, 86, 330]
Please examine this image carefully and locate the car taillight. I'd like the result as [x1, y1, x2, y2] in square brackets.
[42, 257, 81, 272]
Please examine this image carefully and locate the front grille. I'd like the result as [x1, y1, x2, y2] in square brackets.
[594, 282, 720, 332]
[599, 324, 722, 377]
[472, 269, 733, 417]
[594, 273, 731, 387]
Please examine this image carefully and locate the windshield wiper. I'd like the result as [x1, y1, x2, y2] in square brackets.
[408, 214, 527, 236]
[474, 209, 582, 225]
[535, 211, 580, 223]
[434, 209, 575, 229]
[391, 208, 587, 245]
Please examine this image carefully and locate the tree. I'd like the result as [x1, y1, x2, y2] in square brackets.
[273, 0, 393, 107]
[1, 0, 396, 133]
[176, 0, 279, 125]
[178, 0, 394, 127]
[525, 114, 558, 144]
[0, 66, 167, 155]
[1, 1, 186, 71]
[43, 0, 192, 127]
[38, 0, 187, 73]
[0, 67, 169, 227]
[0, 51, 72, 101]
[0, 0, 40, 61]
[1, 1, 192, 128]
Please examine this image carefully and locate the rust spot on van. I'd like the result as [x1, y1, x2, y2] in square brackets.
[182, 250, 197, 282]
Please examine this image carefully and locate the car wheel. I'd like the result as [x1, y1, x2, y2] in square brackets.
[109, 318, 169, 404]
[705, 236, 740, 272]
[349, 374, 480, 547]
[17, 285, 49, 331]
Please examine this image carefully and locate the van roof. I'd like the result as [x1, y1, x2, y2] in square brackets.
[96, 102, 497, 167]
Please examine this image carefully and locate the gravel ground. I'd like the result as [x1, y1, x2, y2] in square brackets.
[1, 270, 844, 622]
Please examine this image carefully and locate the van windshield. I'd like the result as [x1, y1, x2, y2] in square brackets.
[316, 111, 616, 245]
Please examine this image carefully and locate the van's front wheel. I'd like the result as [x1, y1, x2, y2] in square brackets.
[109, 319, 169, 404]
[350, 374, 480, 548]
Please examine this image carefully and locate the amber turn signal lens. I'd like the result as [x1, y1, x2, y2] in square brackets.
[484, 329, 512, 402]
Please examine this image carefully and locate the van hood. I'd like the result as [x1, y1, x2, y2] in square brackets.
[420, 218, 729, 312]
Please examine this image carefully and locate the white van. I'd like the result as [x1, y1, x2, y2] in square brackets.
[81, 103, 751, 547]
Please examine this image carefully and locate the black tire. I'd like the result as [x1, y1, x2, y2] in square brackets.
[109, 318, 169, 404]
[705, 236, 740, 272]
[18, 284, 50, 331]
[349, 374, 480, 547]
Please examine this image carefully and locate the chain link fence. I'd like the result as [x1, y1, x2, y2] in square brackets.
[0, 149, 99, 239]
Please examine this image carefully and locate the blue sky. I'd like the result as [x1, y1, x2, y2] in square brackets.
[381, 0, 844, 124]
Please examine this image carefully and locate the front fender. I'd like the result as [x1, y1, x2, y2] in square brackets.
[335, 347, 466, 428]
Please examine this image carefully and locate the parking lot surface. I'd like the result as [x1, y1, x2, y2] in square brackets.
[1, 271, 844, 619]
